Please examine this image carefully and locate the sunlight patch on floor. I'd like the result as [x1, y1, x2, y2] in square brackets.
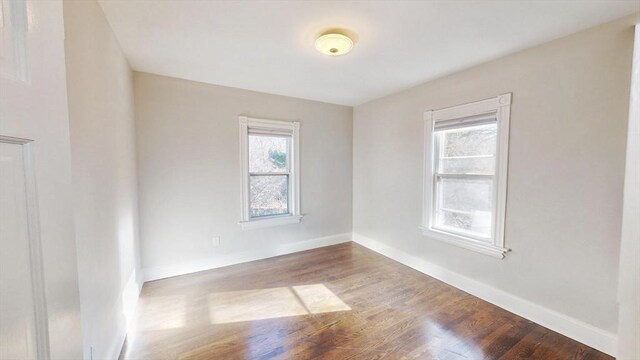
[292, 284, 351, 314]
[208, 284, 350, 324]
[139, 295, 186, 331]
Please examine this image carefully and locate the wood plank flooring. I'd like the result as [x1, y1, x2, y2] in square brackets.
[119, 243, 613, 360]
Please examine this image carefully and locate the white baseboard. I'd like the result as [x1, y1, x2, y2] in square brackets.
[352, 233, 617, 357]
[143, 232, 352, 282]
[136, 232, 615, 356]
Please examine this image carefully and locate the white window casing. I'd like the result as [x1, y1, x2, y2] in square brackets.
[421, 94, 512, 258]
[239, 116, 302, 230]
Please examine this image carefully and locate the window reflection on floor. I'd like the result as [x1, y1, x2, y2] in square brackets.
[208, 284, 350, 324]
[423, 322, 484, 359]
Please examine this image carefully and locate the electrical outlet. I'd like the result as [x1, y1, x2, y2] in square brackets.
[212, 236, 220, 247]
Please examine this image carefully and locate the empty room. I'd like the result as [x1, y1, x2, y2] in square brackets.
[1, 0, 639, 359]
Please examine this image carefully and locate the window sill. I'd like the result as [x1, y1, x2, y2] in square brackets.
[239, 214, 303, 230]
[419, 226, 509, 259]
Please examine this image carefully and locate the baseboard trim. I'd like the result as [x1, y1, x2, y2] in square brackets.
[142, 232, 352, 282]
[352, 233, 617, 357]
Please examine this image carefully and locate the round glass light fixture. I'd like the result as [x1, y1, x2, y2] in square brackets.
[315, 33, 354, 56]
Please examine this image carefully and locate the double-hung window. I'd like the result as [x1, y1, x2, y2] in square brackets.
[422, 94, 511, 258]
[239, 116, 302, 229]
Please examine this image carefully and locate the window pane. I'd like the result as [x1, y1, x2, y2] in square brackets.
[435, 177, 493, 238]
[440, 156, 495, 174]
[249, 135, 289, 173]
[250, 175, 288, 217]
[438, 123, 497, 174]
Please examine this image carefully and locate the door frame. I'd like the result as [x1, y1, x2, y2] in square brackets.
[1, 135, 50, 360]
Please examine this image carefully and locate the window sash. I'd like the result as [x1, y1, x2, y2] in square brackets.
[239, 116, 301, 228]
[432, 173, 494, 241]
[422, 94, 511, 258]
[434, 121, 497, 175]
[432, 173, 495, 239]
[431, 117, 498, 243]
[248, 133, 291, 174]
[247, 134, 292, 218]
[249, 174, 290, 218]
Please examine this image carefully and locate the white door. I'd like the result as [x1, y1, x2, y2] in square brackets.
[0, 138, 48, 360]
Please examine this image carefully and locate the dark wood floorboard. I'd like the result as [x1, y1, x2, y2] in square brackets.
[119, 242, 613, 360]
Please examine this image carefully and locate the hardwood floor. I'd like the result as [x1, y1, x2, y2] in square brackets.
[120, 243, 612, 360]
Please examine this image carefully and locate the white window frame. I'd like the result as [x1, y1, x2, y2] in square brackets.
[239, 116, 302, 230]
[421, 93, 512, 258]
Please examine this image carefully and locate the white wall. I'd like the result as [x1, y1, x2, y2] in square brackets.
[63, 1, 141, 359]
[617, 23, 640, 360]
[353, 12, 639, 348]
[0, 1, 84, 358]
[134, 72, 353, 279]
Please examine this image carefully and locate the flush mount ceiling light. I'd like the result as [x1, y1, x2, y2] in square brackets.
[315, 33, 354, 56]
